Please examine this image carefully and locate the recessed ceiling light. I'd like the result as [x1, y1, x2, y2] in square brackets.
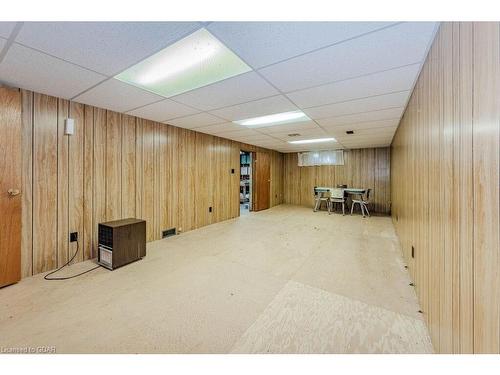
[288, 137, 337, 144]
[234, 110, 310, 127]
[115, 28, 251, 98]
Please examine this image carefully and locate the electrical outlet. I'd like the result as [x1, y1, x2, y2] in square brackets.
[209, 207, 213, 213]
[411, 245, 415, 258]
[231, 168, 235, 174]
[70, 232, 78, 242]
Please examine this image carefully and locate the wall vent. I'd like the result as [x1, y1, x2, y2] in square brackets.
[162, 228, 177, 238]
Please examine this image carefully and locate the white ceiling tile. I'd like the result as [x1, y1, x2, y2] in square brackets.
[214, 130, 267, 143]
[193, 122, 246, 135]
[73, 78, 163, 113]
[287, 64, 421, 108]
[230, 133, 278, 142]
[328, 126, 397, 139]
[172, 71, 279, 111]
[272, 128, 329, 141]
[322, 119, 400, 132]
[210, 95, 297, 121]
[256, 120, 319, 135]
[251, 139, 287, 145]
[127, 98, 199, 122]
[167, 112, 226, 129]
[235, 139, 262, 147]
[303, 91, 410, 119]
[251, 143, 287, 151]
[234, 135, 284, 144]
[242, 141, 285, 151]
[207, 22, 395, 69]
[16, 22, 202, 75]
[0, 43, 106, 99]
[259, 22, 437, 92]
[0, 22, 16, 38]
[216, 128, 263, 138]
[317, 107, 403, 127]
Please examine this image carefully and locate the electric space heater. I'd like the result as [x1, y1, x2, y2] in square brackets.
[98, 218, 146, 270]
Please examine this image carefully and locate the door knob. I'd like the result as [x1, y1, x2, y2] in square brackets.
[7, 189, 21, 197]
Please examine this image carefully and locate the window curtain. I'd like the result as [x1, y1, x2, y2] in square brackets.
[297, 150, 344, 166]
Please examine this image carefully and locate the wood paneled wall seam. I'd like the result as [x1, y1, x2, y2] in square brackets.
[391, 22, 500, 354]
[282, 148, 391, 214]
[18, 89, 284, 278]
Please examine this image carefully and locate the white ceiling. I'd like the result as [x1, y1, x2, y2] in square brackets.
[0, 21, 439, 152]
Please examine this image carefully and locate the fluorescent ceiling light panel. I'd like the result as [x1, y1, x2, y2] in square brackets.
[288, 137, 337, 144]
[235, 110, 310, 127]
[115, 28, 251, 98]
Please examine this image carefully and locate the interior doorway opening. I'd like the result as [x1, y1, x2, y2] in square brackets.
[240, 151, 252, 215]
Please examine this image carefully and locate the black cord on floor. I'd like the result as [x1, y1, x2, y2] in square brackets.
[44, 242, 101, 280]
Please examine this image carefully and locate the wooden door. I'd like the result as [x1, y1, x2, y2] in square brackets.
[0, 87, 22, 287]
[253, 151, 271, 211]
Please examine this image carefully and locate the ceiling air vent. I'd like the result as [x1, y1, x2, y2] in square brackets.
[288, 133, 301, 137]
[346, 130, 354, 135]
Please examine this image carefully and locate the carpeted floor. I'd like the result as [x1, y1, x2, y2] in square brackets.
[0, 204, 432, 354]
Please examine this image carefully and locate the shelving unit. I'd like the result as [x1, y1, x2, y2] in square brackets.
[240, 152, 251, 208]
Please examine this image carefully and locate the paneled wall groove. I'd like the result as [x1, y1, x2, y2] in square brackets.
[18, 88, 284, 278]
[391, 22, 500, 353]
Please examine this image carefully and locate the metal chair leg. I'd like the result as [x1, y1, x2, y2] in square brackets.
[314, 198, 320, 212]
[351, 202, 355, 215]
[361, 203, 365, 218]
[342, 202, 345, 216]
[363, 203, 370, 217]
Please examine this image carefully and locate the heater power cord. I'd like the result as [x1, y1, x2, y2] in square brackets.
[44, 242, 100, 280]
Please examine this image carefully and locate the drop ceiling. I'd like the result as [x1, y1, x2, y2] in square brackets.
[0, 21, 438, 152]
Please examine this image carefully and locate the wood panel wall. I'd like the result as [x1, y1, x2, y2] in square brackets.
[391, 22, 500, 353]
[18, 89, 284, 278]
[282, 148, 391, 214]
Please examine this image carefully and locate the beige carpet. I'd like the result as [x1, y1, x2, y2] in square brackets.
[0, 204, 432, 354]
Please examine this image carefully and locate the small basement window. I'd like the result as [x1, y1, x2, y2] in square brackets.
[298, 150, 344, 166]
